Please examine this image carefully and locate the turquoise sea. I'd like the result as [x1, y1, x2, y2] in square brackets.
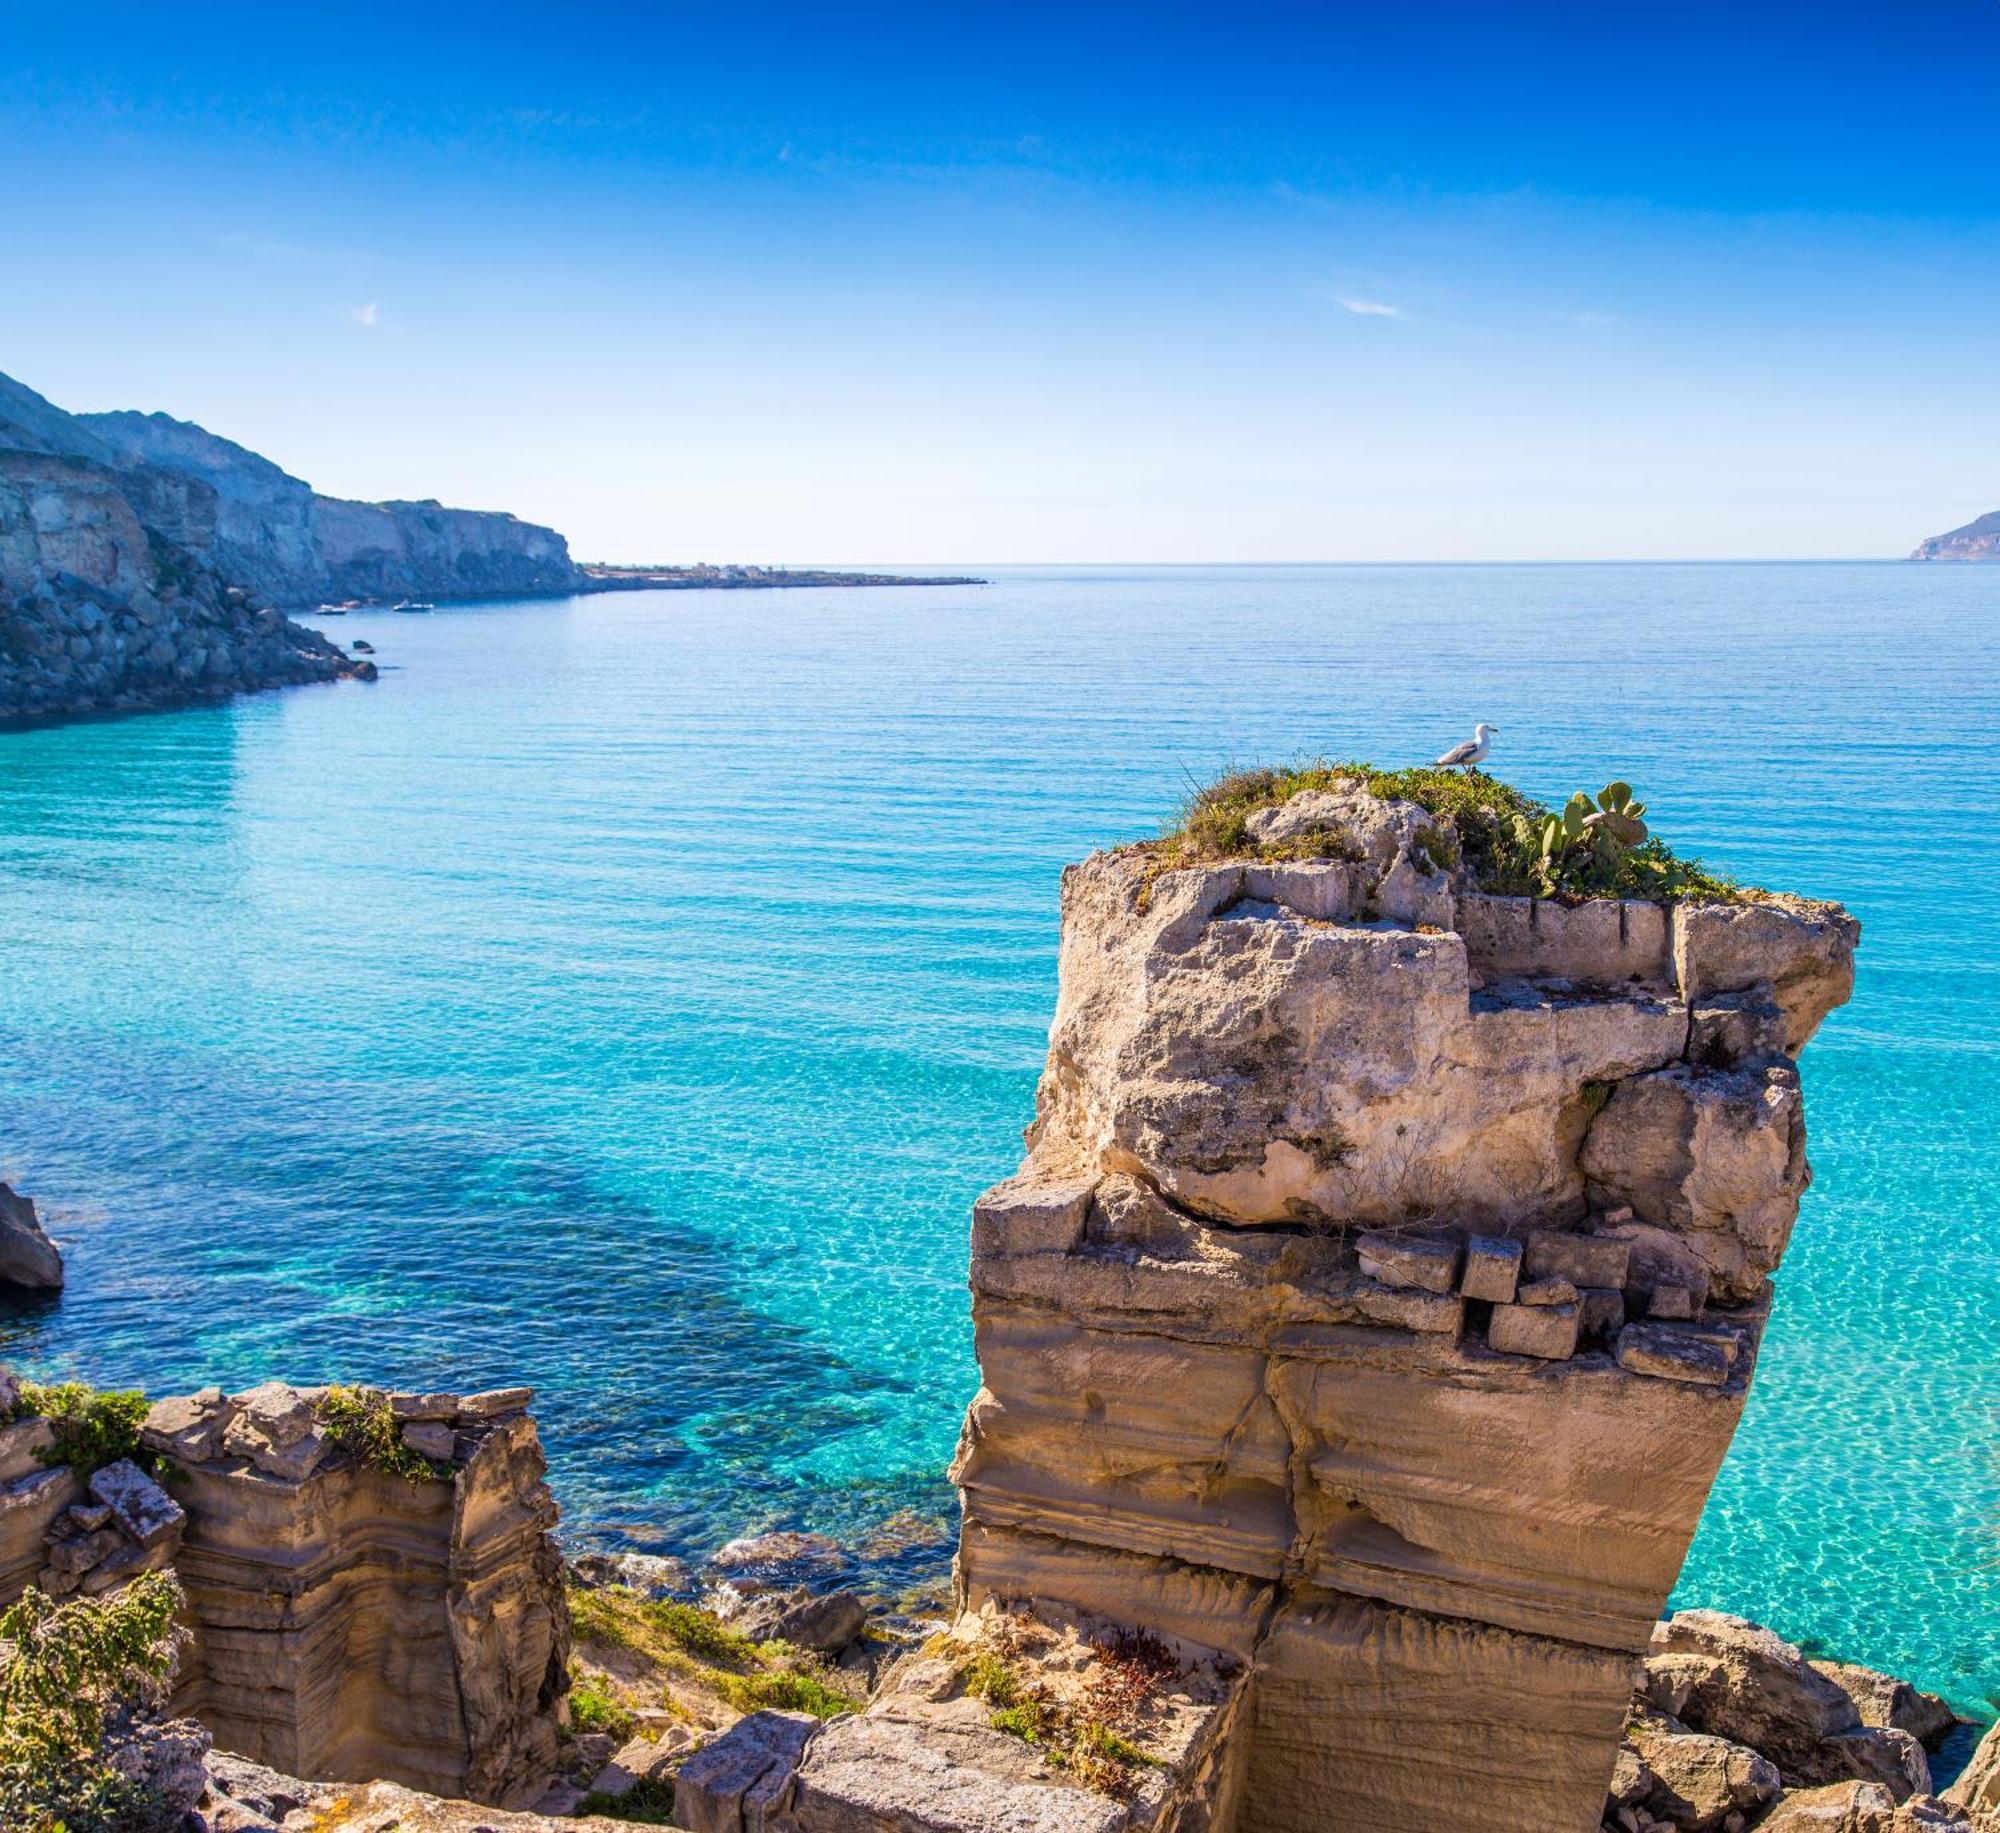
[1, 565, 1995, 1718]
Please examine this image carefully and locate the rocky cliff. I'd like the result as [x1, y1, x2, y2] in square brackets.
[0, 1378, 570, 1809]
[0, 371, 367, 721]
[937, 778, 1859, 1833]
[1909, 510, 2000, 560]
[0, 364, 577, 722]
[82, 407, 579, 605]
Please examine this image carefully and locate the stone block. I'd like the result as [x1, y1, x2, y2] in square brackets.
[1647, 1283, 1703, 1321]
[1355, 1230, 1461, 1294]
[1461, 1234, 1522, 1303]
[141, 1388, 234, 1464]
[90, 1457, 184, 1550]
[675, 1709, 820, 1833]
[457, 1386, 533, 1420]
[400, 1421, 455, 1463]
[1617, 1323, 1731, 1386]
[1579, 1287, 1627, 1344]
[1352, 1280, 1465, 1334]
[1524, 1230, 1631, 1291]
[1488, 1301, 1580, 1361]
[971, 1172, 1096, 1258]
[1518, 1276, 1578, 1307]
[390, 1392, 460, 1422]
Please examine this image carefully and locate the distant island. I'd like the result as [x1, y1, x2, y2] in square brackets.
[578, 562, 985, 591]
[1910, 509, 2000, 560]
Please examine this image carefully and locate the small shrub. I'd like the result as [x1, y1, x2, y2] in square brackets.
[646, 1599, 759, 1665]
[580, 1775, 677, 1823]
[0, 1573, 189, 1833]
[10, 1382, 150, 1478]
[315, 1385, 441, 1485]
[720, 1666, 861, 1719]
[569, 1673, 637, 1741]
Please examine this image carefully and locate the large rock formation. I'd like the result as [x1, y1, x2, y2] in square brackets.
[0, 371, 365, 721]
[1910, 511, 2000, 561]
[82, 407, 579, 606]
[0, 1377, 570, 1810]
[939, 783, 1860, 1833]
[0, 365, 575, 722]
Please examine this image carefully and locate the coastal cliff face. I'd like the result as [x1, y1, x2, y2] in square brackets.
[84, 407, 579, 605]
[0, 1379, 570, 1809]
[1909, 510, 2000, 560]
[0, 372, 362, 721]
[0, 365, 576, 722]
[944, 782, 1859, 1833]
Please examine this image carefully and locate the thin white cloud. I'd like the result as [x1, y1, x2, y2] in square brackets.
[1338, 297, 1404, 319]
[350, 303, 380, 329]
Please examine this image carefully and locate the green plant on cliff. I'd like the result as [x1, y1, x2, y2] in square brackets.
[568, 1671, 638, 1740]
[9, 1381, 150, 1478]
[0, 1573, 189, 1833]
[314, 1385, 441, 1484]
[956, 1621, 1169, 1796]
[1153, 759, 1739, 903]
[580, 1776, 677, 1823]
[566, 1583, 861, 1725]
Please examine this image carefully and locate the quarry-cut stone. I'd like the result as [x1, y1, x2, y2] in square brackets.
[89, 1456, 184, 1549]
[1758, 1781, 1899, 1831]
[220, 1380, 332, 1480]
[1488, 1299, 1580, 1360]
[1810, 1662, 1960, 1749]
[1618, 1324, 1733, 1387]
[1518, 1274, 1578, 1306]
[1524, 1229, 1632, 1290]
[972, 1172, 1096, 1259]
[1355, 1229, 1461, 1293]
[1461, 1233, 1522, 1302]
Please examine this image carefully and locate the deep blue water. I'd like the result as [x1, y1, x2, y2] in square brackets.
[0, 565, 1995, 1716]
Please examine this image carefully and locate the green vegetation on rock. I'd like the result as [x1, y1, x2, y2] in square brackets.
[1153, 760, 1740, 902]
[315, 1385, 442, 1484]
[8, 1381, 150, 1478]
[580, 1775, 677, 1823]
[0, 1572, 189, 1833]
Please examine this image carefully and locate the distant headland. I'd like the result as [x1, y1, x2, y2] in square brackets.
[577, 562, 985, 591]
[1910, 509, 2000, 560]
[0, 365, 983, 725]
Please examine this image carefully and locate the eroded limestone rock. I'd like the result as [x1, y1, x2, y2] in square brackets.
[947, 788, 1857, 1833]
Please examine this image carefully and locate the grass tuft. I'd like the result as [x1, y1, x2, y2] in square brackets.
[1148, 759, 1741, 903]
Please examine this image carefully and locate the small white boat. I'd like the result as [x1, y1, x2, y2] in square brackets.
[316, 603, 349, 615]
[390, 601, 435, 613]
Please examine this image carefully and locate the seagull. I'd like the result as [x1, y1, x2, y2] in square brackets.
[1435, 722, 1497, 770]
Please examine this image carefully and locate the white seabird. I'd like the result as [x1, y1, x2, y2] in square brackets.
[1435, 722, 1497, 770]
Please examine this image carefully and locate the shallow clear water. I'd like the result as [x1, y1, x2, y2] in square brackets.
[1, 565, 1995, 1715]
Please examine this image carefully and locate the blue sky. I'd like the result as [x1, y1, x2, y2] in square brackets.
[3, 2, 1997, 561]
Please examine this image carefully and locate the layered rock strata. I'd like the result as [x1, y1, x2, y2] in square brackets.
[0, 1378, 570, 1809]
[942, 785, 1859, 1833]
